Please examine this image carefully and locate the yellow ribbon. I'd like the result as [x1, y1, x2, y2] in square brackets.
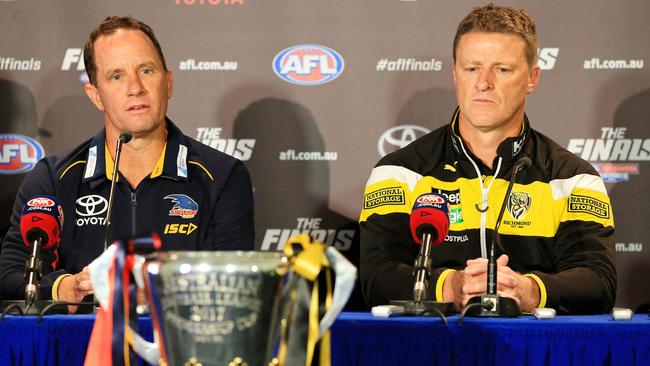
[278, 234, 333, 366]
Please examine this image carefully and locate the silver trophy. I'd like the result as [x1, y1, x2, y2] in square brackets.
[92, 242, 356, 366]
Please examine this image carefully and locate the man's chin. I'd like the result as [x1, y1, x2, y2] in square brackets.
[462, 110, 501, 128]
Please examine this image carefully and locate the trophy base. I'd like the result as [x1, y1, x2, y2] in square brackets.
[0, 300, 68, 316]
[389, 300, 457, 316]
[465, 294, 521, 317]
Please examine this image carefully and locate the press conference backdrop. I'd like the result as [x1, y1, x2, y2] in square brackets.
[1, 0, 648, 311]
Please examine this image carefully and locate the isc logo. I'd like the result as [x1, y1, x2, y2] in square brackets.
[164, 223, 198, 235]
[273, 44, 344, 86]
[0, 134, 45, 175]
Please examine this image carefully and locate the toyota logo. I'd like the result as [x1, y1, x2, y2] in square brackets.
[75, 195, 108, 217]
[377, 125, 430, 157]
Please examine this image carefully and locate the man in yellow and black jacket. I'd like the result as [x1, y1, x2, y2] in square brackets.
[359, 5, 616, 315]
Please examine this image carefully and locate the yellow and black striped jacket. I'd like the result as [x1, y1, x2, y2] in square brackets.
[359, 110, 616, 314]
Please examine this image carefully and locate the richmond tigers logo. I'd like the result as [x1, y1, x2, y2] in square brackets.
[506, 191, 531, 220]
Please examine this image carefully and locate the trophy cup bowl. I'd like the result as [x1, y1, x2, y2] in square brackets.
[143, 251, 289, 366]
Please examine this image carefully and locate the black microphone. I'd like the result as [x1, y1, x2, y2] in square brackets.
[103, 132, 132, 250]
[19, 196, 64, 309]
[466, 155, 531, 317]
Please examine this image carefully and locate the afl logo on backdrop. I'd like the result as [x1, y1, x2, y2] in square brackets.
[273, 44, 345, 86]
[0, 134, 45, 175]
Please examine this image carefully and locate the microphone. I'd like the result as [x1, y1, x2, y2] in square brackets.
[388, 193, 456, 317]
[409, 193, 450, 304]
[465, 155, 531, 317]
[103, 132, 132, 251]
[19, 196, 64, 307]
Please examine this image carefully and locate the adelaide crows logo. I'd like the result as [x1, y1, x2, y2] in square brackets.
[164, 194, 198, 219]
[506, 191, 531, 220]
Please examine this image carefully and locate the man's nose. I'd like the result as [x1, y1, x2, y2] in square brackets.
[475, 69, 494, 91]
[128, 75, 146, 96]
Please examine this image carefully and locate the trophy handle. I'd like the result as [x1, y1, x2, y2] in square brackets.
[130, 257, 162, 365]
[317, 247, 356, 336]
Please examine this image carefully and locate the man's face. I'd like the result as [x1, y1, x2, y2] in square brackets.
[84, 29, 173, 138]
[453, 32, 539, 133]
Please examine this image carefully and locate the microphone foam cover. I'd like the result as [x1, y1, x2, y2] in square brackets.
[409, 194, 450, 245]
[20, 196, 64, 250]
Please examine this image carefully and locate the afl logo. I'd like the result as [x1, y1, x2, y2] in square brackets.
[273, 44, 344, 86]
[27, 197, 55, 207]
[0, 134, 45, 175]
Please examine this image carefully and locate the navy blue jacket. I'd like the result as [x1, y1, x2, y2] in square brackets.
[0, 119, 254, 300]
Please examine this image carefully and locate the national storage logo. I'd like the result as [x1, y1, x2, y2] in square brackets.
[273, 44, 344, 86]
[364, 186, 405, 209]
[0, 134, 45, 175]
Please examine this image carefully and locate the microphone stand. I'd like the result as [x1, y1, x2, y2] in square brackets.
[390, 230, 456, 317]
[464, 157, 530, 317]
[24, 237, 41, 310]
[79, 132, 132, 314]
[104, 132, 132, 251]
[0, 238, 64, 316]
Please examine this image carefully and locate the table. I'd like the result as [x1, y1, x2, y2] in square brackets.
[331, 312, 650, 366]
[1, 312, 649, 365]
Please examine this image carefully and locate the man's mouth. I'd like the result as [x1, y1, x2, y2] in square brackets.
[127, 104, 149, 111]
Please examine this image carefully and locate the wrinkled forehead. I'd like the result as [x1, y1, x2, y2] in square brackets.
[93, 29, 163, 70]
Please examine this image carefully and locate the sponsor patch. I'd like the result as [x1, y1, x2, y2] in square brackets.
[84, 146, 97, 178]
[567, 194, 610, 219]
[507, 191, 532, 220]
[450, 207, 463, 224]
[75, 194, 108, 227]
[432, 188, 461, 205]
[177, 145, 188, 178]
[164, 223, 198, 235]
[164, 194, 199, 219]
[364, 186, 405, 209]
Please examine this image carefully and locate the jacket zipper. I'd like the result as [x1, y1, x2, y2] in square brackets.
[130, 191, 137, 236]
[457, 139, 502, 259]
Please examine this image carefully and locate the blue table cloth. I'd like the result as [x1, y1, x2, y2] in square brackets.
[331, 312, 650, 366]
[1, 312, 650, 365]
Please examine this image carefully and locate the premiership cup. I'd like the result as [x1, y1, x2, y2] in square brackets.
[131, 246, 354, 366]
[142, 251, 288, 365]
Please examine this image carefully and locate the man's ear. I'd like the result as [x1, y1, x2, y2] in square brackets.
[526, 65, 541, 94]
[166, 70, 174, 99]
[84, 82, 105, 112]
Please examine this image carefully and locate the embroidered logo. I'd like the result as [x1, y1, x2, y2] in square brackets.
[568, 194, 610, 219]
[164, 194, 198, 219]
[364, 187, 405, 209]
[506, 191, 532, 220]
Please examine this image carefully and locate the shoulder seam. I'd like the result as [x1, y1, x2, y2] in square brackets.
[59, 160, 86, 181]
[189, 161, 214, 181]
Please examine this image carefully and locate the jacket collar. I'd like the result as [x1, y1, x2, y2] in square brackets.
[82, 118, 190, 187]
[448, 107, 530, 170]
